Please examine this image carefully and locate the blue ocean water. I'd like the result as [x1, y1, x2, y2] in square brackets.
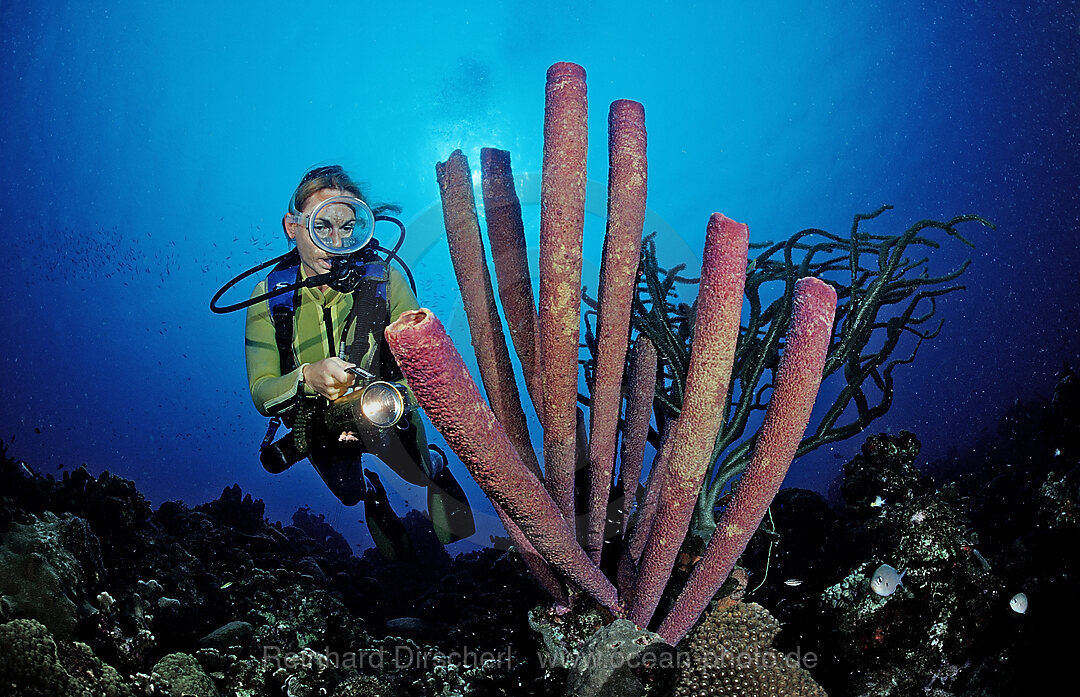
[1, 0, 1076, 553]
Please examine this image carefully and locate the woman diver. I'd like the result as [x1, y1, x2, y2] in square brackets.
[238, 165, 474, 558]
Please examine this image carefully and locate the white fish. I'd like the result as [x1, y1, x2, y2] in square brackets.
[870, 563, 906, 597]
[1009, 592, 1028, 614]
[869, 495, 886, 508]
[783, 579, 803, 587]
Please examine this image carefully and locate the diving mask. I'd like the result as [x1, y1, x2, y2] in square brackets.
[286, 195, 375, 255]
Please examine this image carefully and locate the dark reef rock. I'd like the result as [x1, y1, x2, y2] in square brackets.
[198, 620, 255, 651]
[818, 440, 1005, 694]
[151, 652, 220, 697]
[720, 391, 1079, 697]
[840, 430, 932, 514]
[564, 619, 673, 697]
[0, 444, 554, 696]
[0, 511, 106, 641]
[0, 617, 133, 697]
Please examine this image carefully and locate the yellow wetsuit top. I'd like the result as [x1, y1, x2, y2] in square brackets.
[245, 261, 419, 416]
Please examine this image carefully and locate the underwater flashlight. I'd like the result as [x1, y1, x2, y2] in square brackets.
[359, 381, 411, 428]
[329, 367, 416, 429]
[260, 368, 416, 474]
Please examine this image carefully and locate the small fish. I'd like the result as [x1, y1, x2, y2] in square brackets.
[869, 495, 886, 508]
[783, 579, 803, 587]
[870, 563, 906, 597]
[220, 581, 233, 589]
[1009, 592, 1028, 614]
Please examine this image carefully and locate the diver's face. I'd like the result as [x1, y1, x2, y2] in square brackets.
[285, 188, 348, 277]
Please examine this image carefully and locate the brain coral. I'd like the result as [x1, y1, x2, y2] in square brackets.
[671, 602, 826, 697]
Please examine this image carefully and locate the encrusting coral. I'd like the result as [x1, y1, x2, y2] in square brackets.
[386, 61, 837, 648]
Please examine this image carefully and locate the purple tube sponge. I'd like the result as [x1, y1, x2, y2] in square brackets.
[627, 213, 748, 627]
[656, 277, 837, 644]
[386, 309, 620, 614]
[539, 61, 588, 522]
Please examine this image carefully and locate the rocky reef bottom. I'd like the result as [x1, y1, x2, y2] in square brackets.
[1, 367, 1077, 696]
[731, 366, 1080, 696]
[0, 452, 555, 697]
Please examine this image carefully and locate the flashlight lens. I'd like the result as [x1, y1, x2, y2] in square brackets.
[361, 382, 404, 428]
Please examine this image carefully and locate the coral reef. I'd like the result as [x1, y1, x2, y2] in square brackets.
[814, 432, 1008, 693]
[0, 618, 132, 697]
[722, 364, 1079, 695]
[151, 652, 219, 697]
[0, 447, 557, 696]
[0, 367, 1075, 697]
[0, 511, 105, 641]
[2, 54, 1065, 697]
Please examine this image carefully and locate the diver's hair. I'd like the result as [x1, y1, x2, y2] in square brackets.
[288, 165, 402, 216]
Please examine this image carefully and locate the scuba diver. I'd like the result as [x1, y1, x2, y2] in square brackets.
[211, 165, 474, 559]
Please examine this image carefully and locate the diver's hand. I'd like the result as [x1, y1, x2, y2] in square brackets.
[302, 357, 357, 401]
